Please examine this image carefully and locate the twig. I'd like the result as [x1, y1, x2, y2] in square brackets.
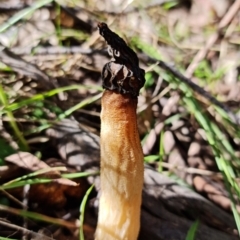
[0, 0, 54, 33]
[161, 162, 222, 177]
[0, 121, 19, 150]
[0, 189, 26, 208]
[0, 204, 79, 229]
[185, 0, 240, 77]
[153, 59, 239, 124]
[95, 0, 173, 14]
[0, 219, 55, 240]
[11, 46, 96, 56]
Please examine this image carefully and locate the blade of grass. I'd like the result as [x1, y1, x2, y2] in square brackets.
[24, 92, 102, 134]
[182, 88, 240, 235]
[2, 166, 66, 186]
[61, 171, 99, 179]
[0, 237, 19, 240]
[185, 219, 199, 240]
[0, 84, 29, 151]
[79, 184, 94, 240]
[231, 201, 240, 232]
[144, 155, 160, 163]
[0, 204, 78, 228]
[2, 178, 61, 190]
[0, 0, 54, 33]
[58, 92, 102, 119]
[55, 2, 62, 46]
[154, 64, 240, 233]
[1, 85, 101, 113]
[158, 130, 164, 172]
[1, 168, 98, 190]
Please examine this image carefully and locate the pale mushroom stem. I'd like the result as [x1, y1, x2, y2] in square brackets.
[95, 90, 144, 240]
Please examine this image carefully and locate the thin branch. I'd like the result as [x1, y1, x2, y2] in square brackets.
[0, 189, 26, 208]
[0, 219, 55, 240]
[0, 204, 79, 229]
[11, 46, 98, 56]
[185, 0, 240, 77]
[154, 59, 239, 125]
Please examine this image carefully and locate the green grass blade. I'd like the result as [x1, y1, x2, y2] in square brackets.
[0, 204, 77, 228]
[0, 237, 19, 240]
[0, 0, 54, 33]
[158, 130, 164, 172]
[1, 178, 55, 190]
[58, 93, 102, 119]
[0, 84, 29, 150]
[185, 219, 199, 240]
[61, 171, 99, 179]
[1, 85, 101, 113]
[79, 184, 94, 240]
[2, 166, 66, 186]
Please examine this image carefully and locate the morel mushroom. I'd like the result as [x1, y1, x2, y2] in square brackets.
[95, 23, 145, 240]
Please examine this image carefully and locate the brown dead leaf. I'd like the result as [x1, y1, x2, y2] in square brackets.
[5, 151, 62, 179]
[5, 151, 51, 171]
[5, 152, 87, 207]
[4, 151, 81, 182]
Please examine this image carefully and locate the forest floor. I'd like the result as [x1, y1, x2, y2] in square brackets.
[0, 0, 240, 239]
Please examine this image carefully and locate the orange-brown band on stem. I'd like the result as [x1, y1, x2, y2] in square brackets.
[95, 90, 144, 240]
